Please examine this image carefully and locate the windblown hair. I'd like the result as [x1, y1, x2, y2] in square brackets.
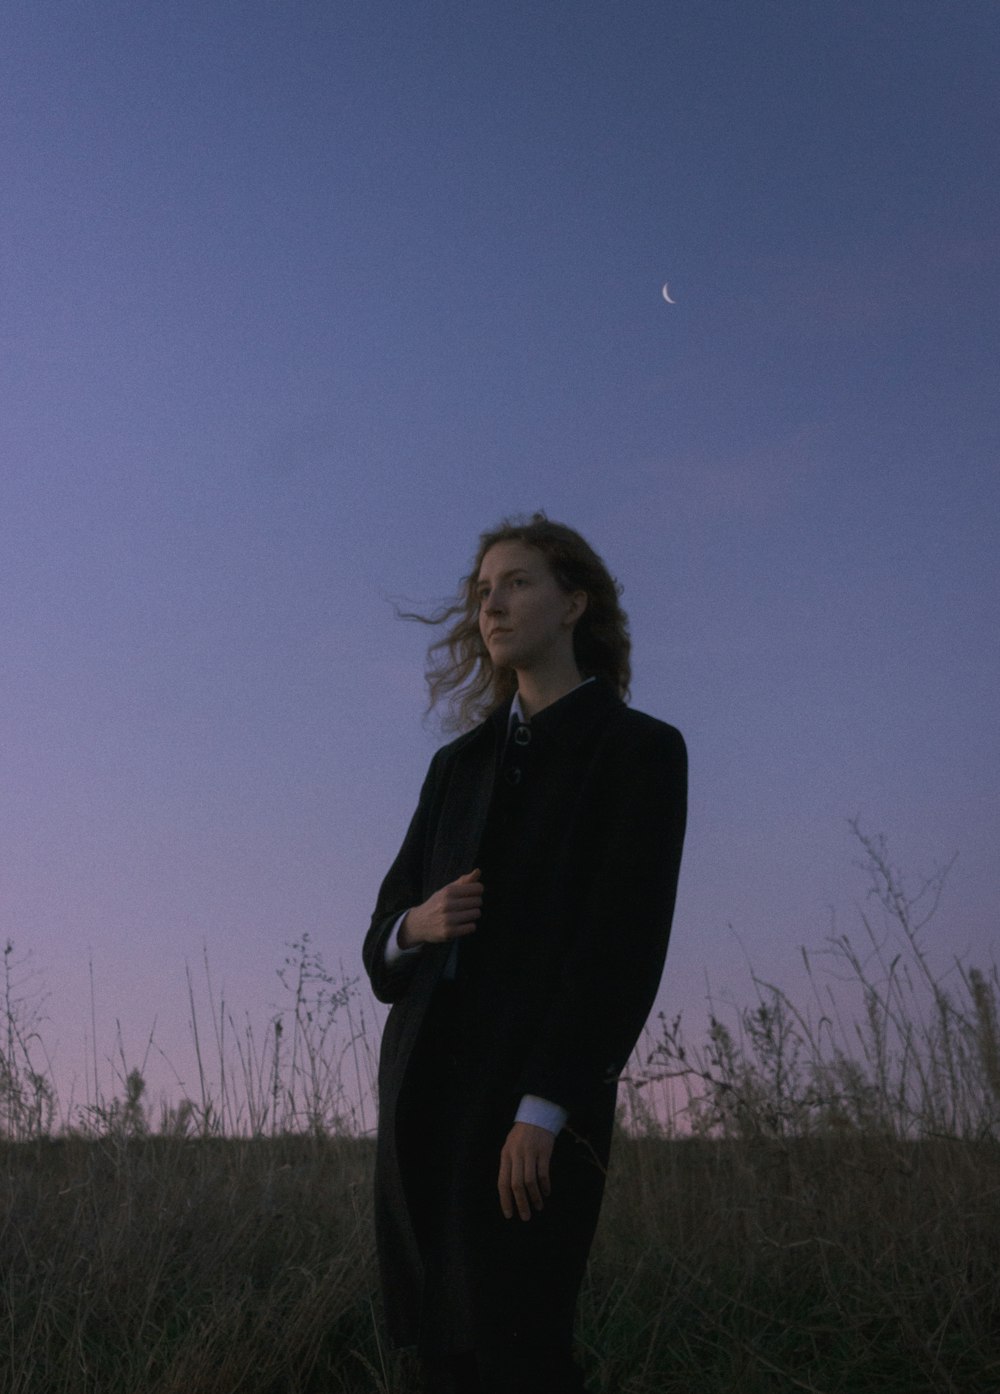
[402, 512, 631, 732]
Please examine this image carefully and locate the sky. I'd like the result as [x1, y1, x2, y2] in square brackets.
[2, 1, 998, 1124]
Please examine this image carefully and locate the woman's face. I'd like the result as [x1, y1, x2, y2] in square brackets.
[476, 540, 585, 674]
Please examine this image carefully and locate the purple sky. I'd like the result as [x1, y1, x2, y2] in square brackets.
[3, 2, 998, 1120]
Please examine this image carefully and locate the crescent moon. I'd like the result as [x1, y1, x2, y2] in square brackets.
[661, 283, 676, 304]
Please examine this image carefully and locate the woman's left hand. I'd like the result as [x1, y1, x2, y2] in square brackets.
[498, 1122, 555, 1221]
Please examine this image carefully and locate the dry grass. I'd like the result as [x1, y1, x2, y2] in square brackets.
[2, 1131, 997, 1393]
[586, 1133, 1000, 1393]
[1, 826, 997, 1391]
[0, 1134, 389, 1394]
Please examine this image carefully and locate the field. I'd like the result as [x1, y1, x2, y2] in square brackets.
[2, 1131, 998, 1393]
[1, 829, 998, 1391]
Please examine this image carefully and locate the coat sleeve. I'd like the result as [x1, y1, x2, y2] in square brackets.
[516, 719, 687, 1117]
[362, 751, 442, 1004]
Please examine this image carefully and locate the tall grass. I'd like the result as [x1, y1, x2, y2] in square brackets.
[171, 935, 380, 1140]
[0, 827, 997, 1392]
[640, 821, 1000, 1142]
[0, 933, 380, 1145]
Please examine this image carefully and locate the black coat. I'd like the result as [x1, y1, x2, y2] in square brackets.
[363, 679, 687, 1353]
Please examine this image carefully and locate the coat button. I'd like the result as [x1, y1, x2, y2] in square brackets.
[513, 723, 532, 746]
[505, 766, 523, 785]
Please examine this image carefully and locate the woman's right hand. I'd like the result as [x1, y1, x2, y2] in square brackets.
[398, 869, 483, 948]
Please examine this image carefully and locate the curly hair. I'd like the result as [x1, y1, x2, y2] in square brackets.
[401, 512, 631, 732]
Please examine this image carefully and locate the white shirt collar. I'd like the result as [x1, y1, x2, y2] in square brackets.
[510, 676, 595, 729]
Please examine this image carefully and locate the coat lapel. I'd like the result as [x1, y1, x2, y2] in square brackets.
[428, 708, 505, 888]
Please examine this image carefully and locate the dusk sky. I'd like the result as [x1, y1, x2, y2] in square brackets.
[3, 2, 997, 1119]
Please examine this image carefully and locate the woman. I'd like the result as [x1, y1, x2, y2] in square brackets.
[363, 513, 687, 1394]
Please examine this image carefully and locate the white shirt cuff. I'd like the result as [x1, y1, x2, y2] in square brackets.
[384, 912, 422, 966]
[515, 1094, 568, 1135]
